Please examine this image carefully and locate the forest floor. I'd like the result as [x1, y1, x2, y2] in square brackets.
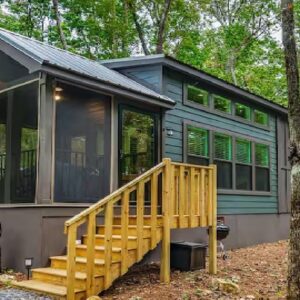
[101, 240, 288, 300]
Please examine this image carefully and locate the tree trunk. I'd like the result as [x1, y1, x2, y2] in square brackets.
[156, 0, 172, 54]
[226, 53, 238, 85]
[127, 0, 151, 55]
[52, 0, 67, 50]
[281, 0, 300, 298]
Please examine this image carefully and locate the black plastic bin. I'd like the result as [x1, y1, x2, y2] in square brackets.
[170, 241, 207, 271]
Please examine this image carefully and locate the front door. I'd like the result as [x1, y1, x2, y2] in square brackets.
[119, 107, 158, 186]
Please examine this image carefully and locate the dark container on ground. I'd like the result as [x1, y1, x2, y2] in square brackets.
[170, 241, 207, 271]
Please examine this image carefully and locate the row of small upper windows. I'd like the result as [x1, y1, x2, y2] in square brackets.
[187, 85, 269, 126]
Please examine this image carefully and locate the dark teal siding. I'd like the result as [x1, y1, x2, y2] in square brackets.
[121, 65, 162, 93]
[163, 72, 278, 215]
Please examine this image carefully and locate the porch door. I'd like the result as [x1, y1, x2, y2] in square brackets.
[119, 107, 158, 186]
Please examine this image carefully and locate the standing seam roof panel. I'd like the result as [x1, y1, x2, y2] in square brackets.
[0, 29, 174, 104]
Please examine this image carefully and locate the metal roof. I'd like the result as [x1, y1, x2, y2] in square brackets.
[0, 29, 174, 105]
[102, 54, 287, 115]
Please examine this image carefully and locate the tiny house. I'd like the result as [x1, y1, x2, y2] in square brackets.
[0, 28, 289, 279]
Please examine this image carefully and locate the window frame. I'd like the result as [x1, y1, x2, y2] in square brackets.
[183, 83, 270, 131]
[254, 109, 269, 126]
[254, 143, 271, 192]
[235, 138, 252, 191]
[234, 102, 251, 121]
[186, 84, 209, 107]
[183, 120, 272, 196]
[213, 132, 233, 190]
[186, 125, 209, 159]
[213, 95, 232, 114]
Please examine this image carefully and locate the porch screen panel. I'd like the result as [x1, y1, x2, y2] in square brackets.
[55, 84, 111, 203]
[12, 83, 38, 203]
[0, 93, 7, 203]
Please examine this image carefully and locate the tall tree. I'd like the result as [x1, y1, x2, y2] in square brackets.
[281, 0, 300, 298]
[127, 0, 173, 54]
[52, 0, 67, 49]
[203, 0, 279, 85]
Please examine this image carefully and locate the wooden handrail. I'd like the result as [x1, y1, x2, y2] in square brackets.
[64, 161, 166, 232]
[64, 158, 217, 300]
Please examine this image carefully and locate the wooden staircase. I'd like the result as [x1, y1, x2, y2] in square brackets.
[14, 159, 217, 300]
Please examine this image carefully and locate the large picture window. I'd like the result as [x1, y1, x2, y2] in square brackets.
[185, 123, 271, 193]
[213, 133, 232, 189]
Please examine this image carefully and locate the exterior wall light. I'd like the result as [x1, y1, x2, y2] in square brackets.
[54, 85, 64, 101]
[166, 128, 174, 137]
[24, 257, 33, 280]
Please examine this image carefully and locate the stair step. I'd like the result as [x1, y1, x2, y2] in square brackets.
[97, 225, 152, 236]
[33, 267, 86, 280]
[75, 245, 122, 260]
[51, 255, 110, 265]
[13, 280, 85, 298]
[83, 234, 137, 240]
[50, 255, 120, 273]
[82, 234, 138, 247]
[32, 268, 87, 289]
[113, 215, 163, 226]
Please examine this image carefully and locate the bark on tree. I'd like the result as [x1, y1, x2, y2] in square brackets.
[127, 0, 151, 55]
[156, 0, 172, 54]
[226, 53, 238, 85]
[52, 0, 67, 50]
[281, 0, 300, 298]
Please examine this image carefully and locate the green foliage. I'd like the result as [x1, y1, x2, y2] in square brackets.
[0, 0, 289, 106]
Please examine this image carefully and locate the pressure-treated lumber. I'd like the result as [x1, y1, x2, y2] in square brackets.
[160, 158, 171, 283]
[120, 191, 129, 275]
[86, 211, 96, 297]
[66, 225, 77, 300]
[14, 159, 217, 300]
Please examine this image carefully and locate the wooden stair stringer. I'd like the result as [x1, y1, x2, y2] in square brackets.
[13, 223, 163, 299]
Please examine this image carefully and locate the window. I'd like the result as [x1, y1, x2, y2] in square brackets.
[255, 143, 270, 191]
[254, 110, 268, 126]
[187, 126, 209, 165]
[214, 96, 231, 114]
[213, 133, 232, 189]
[185, 124, 271, 193]
[235, 103, 251, 120]
[120, 109, 156, 186]
[255, 143, 269, 167]
[187, 85, 209, 106]
[236, 139, 252, 190]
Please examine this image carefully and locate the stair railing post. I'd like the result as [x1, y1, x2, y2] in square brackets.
[150, 171, 158, 250]
[121, 190, 129, 275]
[160, 158, 172, 283]
[104, 201, 113, 289]
[66, 224, 77, 300]
[86, 211, 96, 297]
[136, 181, 145, 261]
[208, 164, 217, 275]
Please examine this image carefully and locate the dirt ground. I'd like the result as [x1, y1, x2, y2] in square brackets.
[101, 240, 288, 300]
